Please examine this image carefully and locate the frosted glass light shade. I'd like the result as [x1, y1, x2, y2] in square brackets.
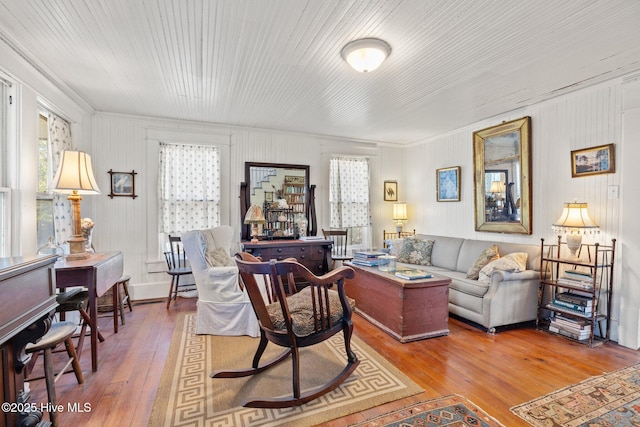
[341, 38, 391, 73]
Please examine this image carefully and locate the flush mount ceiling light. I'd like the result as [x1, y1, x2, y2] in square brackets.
[341, 38, 391, 73]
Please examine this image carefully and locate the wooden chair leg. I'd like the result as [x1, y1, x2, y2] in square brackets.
[118, 283, 126, 326]
[64, 337, 84, 384]
[42, 347, 58, 426]
[166, 276, 176, 309]
[122, 279, 133, 312]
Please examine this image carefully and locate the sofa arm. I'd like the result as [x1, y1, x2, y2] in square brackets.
[490, 269, 539, 282]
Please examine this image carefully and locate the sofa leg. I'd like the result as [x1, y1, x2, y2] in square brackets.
[487, 327, 496, 335]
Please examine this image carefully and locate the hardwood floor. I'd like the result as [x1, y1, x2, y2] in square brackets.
[30, 297, 640, 426]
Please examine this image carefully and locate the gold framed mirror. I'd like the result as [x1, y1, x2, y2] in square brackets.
[473, 116, 532, 234]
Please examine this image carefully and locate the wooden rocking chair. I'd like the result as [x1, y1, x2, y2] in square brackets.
[211, 254, 359, 408]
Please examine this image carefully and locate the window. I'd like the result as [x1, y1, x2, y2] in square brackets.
[0, 76, 12, 257]
[329, 157, 371, 249]
[158, 142, 221, 235]
[36, 111, 73, 252]
[36, 113, 54, 250]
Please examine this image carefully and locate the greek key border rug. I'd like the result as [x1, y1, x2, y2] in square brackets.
[511, 363, 640, 426]
[149, 313, 422, 426]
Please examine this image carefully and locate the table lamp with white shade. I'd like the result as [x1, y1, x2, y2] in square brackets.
[552, 201, 600, 260]
[50, 150, 100, 260]
[392, 202, 407, 233]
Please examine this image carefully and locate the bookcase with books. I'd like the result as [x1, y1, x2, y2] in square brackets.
[537, 236, 616, 347]
[283, 176, 307, 214]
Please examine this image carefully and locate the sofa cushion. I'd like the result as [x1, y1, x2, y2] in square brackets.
[266, 287, 355, 337]
[445, 271, 491, 297]
[397, 237, 435, 265]
[415, 235, 465, 270]
[478, 252, 528, 283]
[466, 245, 499, 279]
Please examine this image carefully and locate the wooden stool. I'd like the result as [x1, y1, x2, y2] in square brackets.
[115, 275, 133, 327]
[98, 275, 133, 332]
[25, 321, 84, 426]
[56, 290, 105, 360]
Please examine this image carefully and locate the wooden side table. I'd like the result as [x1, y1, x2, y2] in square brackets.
[55, 251, 123, 372]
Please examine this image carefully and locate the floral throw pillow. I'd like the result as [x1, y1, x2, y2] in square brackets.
[466, 245, 500, 279]
[397, 238, 435, 266]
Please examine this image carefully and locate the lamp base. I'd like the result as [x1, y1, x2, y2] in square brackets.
[66, 235, 91, 260]
[565, 234, 582, 261]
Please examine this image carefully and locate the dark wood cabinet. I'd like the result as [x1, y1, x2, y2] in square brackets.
[241, 239, 331, 276]
[1, 255, 58, 427]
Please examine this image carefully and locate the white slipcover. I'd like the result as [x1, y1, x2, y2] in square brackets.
[181, 227, 259, 337]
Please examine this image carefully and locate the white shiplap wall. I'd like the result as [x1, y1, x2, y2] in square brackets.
[405, 79, 624, 341]
[88, 78, 633, 344]
[89, 114, 392, 300]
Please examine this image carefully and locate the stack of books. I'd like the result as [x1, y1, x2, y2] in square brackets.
[548, 291, 594, 317]
[394, 268, 432, 280]
[556, 269, 594, 290]
[351, 250, 386, 266]
[549, 314, 592, 341]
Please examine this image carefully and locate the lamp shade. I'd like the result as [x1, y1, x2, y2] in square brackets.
[552, 202, 599, 234]
[489, 181, 505, 194]
[341, 38, 391, 73]
[50, 150, 100, 194]
[392, 203, 407, 221]
[244, 205, 266, 224]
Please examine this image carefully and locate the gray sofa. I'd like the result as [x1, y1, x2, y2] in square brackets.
[388, 234, 541, 332]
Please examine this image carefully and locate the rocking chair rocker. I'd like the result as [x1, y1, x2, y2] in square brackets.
[211, 255, 359, 408]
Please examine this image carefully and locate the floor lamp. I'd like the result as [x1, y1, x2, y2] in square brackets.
[50, 150, 101, 260]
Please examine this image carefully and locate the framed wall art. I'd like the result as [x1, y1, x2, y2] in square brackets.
[436, 166, 461, 202]
[384, 180, 398, 201]
[571, 143, 615, 177]
[108, 169, 138, 198]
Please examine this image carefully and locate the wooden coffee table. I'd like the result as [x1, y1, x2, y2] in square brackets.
[345, 262, 450, 343]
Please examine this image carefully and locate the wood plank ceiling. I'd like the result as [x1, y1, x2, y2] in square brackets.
[0, 0, 639, 144]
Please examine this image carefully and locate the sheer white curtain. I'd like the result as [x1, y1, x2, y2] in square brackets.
[48, 112, 74, 246]
[158, 142, 221, 234]
[329, 157, 371, 248]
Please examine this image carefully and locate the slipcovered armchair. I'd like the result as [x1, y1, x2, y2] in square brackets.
[181, 226, 259, 337]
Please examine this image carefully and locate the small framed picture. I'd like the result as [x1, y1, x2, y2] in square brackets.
[437, 166, 461, 202]
[265, 191, 274, 202]
[384, 181, 398, 201]
[108, 170, 138, 198]
[571, 143, 615, 177]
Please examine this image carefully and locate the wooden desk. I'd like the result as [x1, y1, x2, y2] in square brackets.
[55, 251, 123, 372]
[345, 262, 450, 343]
[1, 255, 58, 427]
